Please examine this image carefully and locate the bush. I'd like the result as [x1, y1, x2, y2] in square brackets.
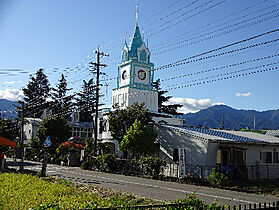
[207, 168, 228, 187]
[139, 156, 166, 178]
[94, 154, 117, 172]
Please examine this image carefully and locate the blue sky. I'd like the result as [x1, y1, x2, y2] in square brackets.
[0, 0, 278, 113]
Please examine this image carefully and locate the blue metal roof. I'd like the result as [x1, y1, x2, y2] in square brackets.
[128, 26, 143, 60]
[166, 125, 265, 143]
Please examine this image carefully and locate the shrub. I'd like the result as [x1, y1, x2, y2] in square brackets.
[139, 156, 166, 178]
[207, 168, 228, 187]
[94, 154, 117, 172]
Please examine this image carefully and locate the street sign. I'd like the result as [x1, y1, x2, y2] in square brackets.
[178, 148, 186, 178]
[43, 136, 52, 147]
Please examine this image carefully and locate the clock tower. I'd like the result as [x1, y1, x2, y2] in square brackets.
[111, 25, 158, 112]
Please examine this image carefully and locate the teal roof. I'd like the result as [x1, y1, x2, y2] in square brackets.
[128, 26, 143, 59]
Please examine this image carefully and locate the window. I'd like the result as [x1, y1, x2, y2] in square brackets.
[260, 151, 272, 163]
[99, 118, 103, 134]
[274, 152, 279, 163]
[140, 50, 147, 62]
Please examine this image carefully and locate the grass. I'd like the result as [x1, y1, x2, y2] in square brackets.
[0, 172, 157, 209]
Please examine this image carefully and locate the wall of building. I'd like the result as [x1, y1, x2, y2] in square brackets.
[112, 86, 158, 112]
[155, 125, 209, 166]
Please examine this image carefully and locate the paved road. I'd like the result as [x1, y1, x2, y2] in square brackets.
[6, 159, 279, 207]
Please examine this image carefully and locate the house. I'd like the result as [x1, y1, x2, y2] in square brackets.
[156, 125, 279, 180]
[23, 112, 93, 145]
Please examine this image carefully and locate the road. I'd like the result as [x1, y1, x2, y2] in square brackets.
[6, 159, 279, 207]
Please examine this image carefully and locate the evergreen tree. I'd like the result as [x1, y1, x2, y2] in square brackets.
[0, 118, 19, 140]
[153, 79, 183, 115]
[51, 74, 73, 117]
[22, 69, 51, 118]
[75, 79, 96, 122]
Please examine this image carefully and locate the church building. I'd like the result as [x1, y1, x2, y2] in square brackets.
[95, 22, 183, 156]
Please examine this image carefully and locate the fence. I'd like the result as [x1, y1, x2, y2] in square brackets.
[90, 201, 279, 209]
[162, 162, 279, 180]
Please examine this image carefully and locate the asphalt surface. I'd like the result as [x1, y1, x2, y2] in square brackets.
[6, 158, 279, 207]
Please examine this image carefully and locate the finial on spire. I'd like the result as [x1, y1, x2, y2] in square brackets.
[136, 4, 139, 27]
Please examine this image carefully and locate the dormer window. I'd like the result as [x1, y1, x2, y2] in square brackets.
[140, 49, 147, 62]
[122, 50, 128, 62]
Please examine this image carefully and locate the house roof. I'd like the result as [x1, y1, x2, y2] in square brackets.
[215, 129, 279, 144]
[263, 130, 279, 137]
[162, 125, 277, 144]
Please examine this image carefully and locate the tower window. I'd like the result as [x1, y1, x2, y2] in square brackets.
[140, 50, 147, 62]
[122, 50, 127, 62]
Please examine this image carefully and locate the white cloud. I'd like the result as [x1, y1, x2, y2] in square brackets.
[4, 81, 16, 85]
[0, 89, 23, 101]
[165, 97, 224, 114]
[235, 92, 251, 97]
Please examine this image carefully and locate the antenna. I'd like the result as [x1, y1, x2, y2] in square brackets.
[136, 4, 139, 26]
[254, 114, 256, 130]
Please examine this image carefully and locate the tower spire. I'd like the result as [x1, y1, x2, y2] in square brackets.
[136, 4, 139, 27]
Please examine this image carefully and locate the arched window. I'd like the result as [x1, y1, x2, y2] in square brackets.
[140, 50, 147, 62]
[122, 50, 127, 62]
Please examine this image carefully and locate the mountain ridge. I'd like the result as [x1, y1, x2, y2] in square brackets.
[181, 105, 279, 130]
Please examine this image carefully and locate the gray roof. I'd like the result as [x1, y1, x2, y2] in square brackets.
[162, 125, 279, 144]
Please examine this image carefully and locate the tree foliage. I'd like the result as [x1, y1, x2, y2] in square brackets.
[32, 114, 71, 154]
[51, 74, 73, 117]
[119, 119, 157, 157]
[22, 69, 51, 118]
[75, 79, 96, 122]
[153, 79, 183, 115]
[0, 118, 19, 140]
[108, 103, 152, 143]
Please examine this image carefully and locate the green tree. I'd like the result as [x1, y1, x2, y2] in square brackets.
[22, 69, 51, 117]
[153, 79, 183, 115]
[119, 119, 157, 157]
[108, 103, 152, 143]
[75, 79, 96, 122]
[0, 118, 19, 140]
[32, 114, 71, 154]
[51, 74, 73, 117]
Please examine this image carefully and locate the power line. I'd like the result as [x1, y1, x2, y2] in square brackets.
[161, 53, 279, 83]
[153, 28, 279, 71]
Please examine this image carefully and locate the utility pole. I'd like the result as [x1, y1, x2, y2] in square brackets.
[221, 114, 224, 130]
[20, 103, 24, 172]
[90, 47, 108, 156]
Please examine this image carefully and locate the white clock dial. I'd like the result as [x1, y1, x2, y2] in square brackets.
[138, 70, 146, 80]
[122, 70, 127, 80]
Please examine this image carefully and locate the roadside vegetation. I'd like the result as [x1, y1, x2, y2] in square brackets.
[0, 172, 156, 209]
[0, 170, 229, 209]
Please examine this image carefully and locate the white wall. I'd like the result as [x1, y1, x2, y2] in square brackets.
[112, 86, 158, 112]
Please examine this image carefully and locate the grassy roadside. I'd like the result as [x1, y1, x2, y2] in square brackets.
[0, 172, 157, 209]
[0, 170, 230, 210]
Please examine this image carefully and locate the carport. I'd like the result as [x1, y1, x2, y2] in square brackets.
[0, 136, 16, 148]
[0, 136, 16, 169]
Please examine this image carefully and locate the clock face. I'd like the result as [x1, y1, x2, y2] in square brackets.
[122, 70, 127, 80]
[138, 70, 146, 80]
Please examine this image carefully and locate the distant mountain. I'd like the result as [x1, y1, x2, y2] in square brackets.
[181, 105, 279, 130]
[0, 99, 18, 119]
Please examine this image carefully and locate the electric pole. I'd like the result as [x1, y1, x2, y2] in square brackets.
[221, 114, 224, 130]
[90, 47, 108, 156]
[20, 103, 24, 172]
